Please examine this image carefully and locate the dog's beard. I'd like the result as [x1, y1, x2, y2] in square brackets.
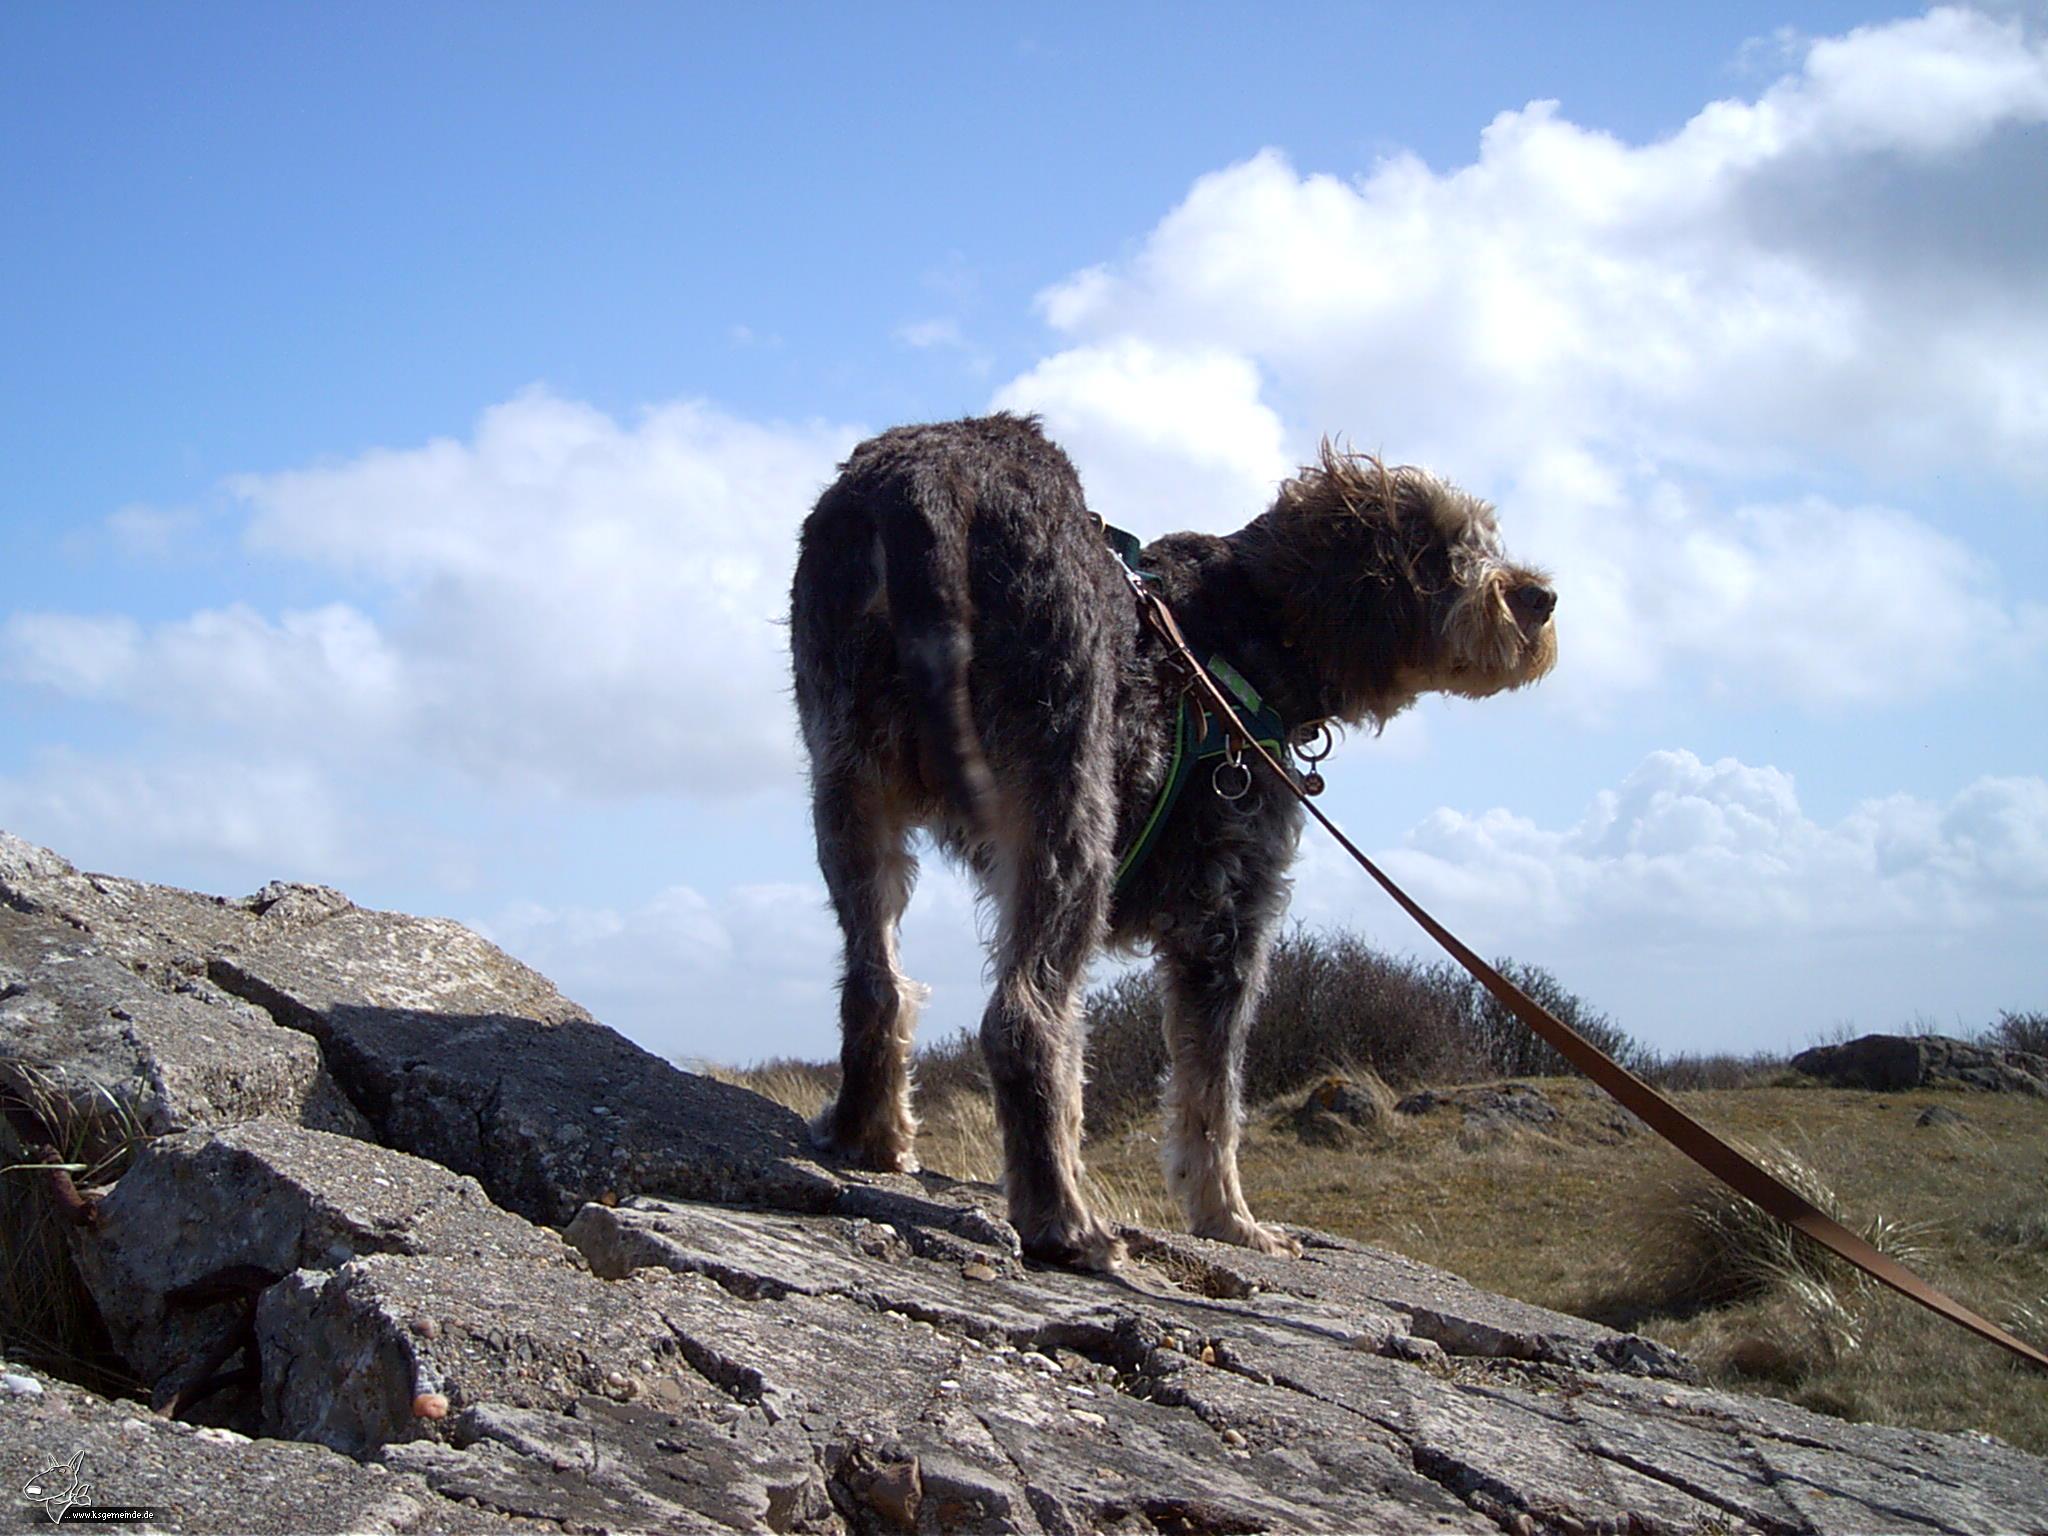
[1432, 565, 1557, 698]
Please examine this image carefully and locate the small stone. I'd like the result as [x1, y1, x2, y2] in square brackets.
[2, 1374, 44, 1397]
[412, 1392, 450, 1420]
[1220, 1428, 1247, 1448]
[410, 1315, 440, 1341]
[961, 1258, 997, 1282]
[865, 1460, 922, 1531]
[1200, 1344, 1217, 1365]
[644, 1375, 689, 1408]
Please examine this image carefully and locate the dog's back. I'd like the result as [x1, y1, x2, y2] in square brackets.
[791, 413, 1124, 837]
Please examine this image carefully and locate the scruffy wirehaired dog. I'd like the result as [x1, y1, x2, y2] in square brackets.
[791, 414, 1556, 1268]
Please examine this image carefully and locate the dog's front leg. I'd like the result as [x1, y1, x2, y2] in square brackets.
[1158, 932, 1302, 1257]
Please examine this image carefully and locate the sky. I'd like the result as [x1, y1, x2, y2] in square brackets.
[3, 3, 2044, 1067]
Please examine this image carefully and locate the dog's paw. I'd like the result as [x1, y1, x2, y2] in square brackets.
[1020, 1214, 1127, 1273]
[1196, 1214, 1303, 1258]
[808, 1102, 920, 1174]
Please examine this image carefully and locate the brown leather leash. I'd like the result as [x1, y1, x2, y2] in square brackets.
[1129, 578, 2048, 1373]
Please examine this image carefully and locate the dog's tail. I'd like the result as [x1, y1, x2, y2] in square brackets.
[880, 469, 996, 830]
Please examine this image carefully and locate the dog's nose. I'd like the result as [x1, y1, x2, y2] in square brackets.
[1509, 582, 1556, 626]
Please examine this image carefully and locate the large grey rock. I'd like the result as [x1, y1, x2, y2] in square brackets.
[205, 904, 846, 1225]
[0, 832, 346, 990]
[1792, 1032, 2048, 1095]
[74, 1121, 562, 1407]
[377, 1397, 838, 1534]
[0, 1358, 555, 1533]
[0, 907, 368, 1161]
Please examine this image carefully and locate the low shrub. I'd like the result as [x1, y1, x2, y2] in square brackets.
[1985, 1009, 2048, 1056]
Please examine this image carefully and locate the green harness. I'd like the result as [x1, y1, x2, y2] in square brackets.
[1103, 522, 1297, 897]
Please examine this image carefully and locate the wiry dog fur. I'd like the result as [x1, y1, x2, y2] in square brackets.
[790, 414, 1556, 1268]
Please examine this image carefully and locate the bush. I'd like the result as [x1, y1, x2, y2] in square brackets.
[1465, 958, 1652, 1079]
[1075, 925, 1647, 1134]
[1079, 969, 1167, 1135]
[1986, 1010, 2048, 1056]
[1644, 1051, 1788, 1091]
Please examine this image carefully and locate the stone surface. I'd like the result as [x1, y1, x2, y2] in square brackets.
[8, 826, 2048, 1535]
[205, 904, 847, 1226]
[0, 905, 368, 1161]
[74, 1121, 562, 1409]
[0, 1357, 554, 1533]
[377, 1397, 838, 1533]
[1792, 1032, 2048, 1095]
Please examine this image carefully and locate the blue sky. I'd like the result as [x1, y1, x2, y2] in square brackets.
[4, 4, 2044, 1065]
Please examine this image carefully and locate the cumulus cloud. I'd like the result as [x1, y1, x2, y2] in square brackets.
[478, 858, 995, 1063]
[0, 749, 352, 889]
[1280, 747, 2048, 1051]
[998, 7, 2048, 708]
[993, 340, 1292, 536]
[1382, 748, 2048, 934]
[5, 392, 863, 798]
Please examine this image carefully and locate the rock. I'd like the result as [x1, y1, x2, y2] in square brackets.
[204, 904, 845, 1225]
[1395, 1081, 1563, 1145]
[1277, 1074, 1390, 1147]
[377, 1397, 836, 1533]
[0, 1358, 556, 1533]
[1792, 1033, 2047, 1096]
[8, 826, 2048, 1535]
[0, 907, 369, 1163]
[73, 1121, 563, 1415]
[1916, 1102, 1969, 1127]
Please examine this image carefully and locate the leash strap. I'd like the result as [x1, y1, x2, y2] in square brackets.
[1127, 578, 2048, 1374]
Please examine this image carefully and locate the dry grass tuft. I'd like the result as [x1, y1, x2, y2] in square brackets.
[1627, 1140, 1931, 1317]
[0, 1063, 149, 1396]
[712, 1056, 837, 1124]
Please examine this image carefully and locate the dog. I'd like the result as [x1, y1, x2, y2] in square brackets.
[790, 414, 1555, 1268]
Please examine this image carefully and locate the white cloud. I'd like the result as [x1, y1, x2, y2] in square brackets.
[997, 8, 2048, 708]
[992, 339, 1292, 537]
[5, 392, 864, 799]
[0, 749, 351, 888]
[2, 613, 142, 695]
[477, 855, 996, 1063]
[1380, 749, 2048, 937]
[1279, 747, 2048, 1052]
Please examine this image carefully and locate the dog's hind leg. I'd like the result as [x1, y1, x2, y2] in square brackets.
[981, 788, 1125, 1271]
[1158, 914, 1302, 1257]
[808, 772, 924, 1174]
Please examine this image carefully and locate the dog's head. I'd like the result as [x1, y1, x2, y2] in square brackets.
[1234, 444, 1557, 727]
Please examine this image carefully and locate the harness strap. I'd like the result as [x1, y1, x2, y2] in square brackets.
[1101, 520, 1294, 896]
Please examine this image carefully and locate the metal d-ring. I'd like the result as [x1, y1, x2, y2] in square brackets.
[1294, 721, 1334, 767]
[1213, 739, 1252, 801]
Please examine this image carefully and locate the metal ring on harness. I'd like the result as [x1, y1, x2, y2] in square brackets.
[1213, 738, 1252, 801]
[1293, 721, 1334, 766]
